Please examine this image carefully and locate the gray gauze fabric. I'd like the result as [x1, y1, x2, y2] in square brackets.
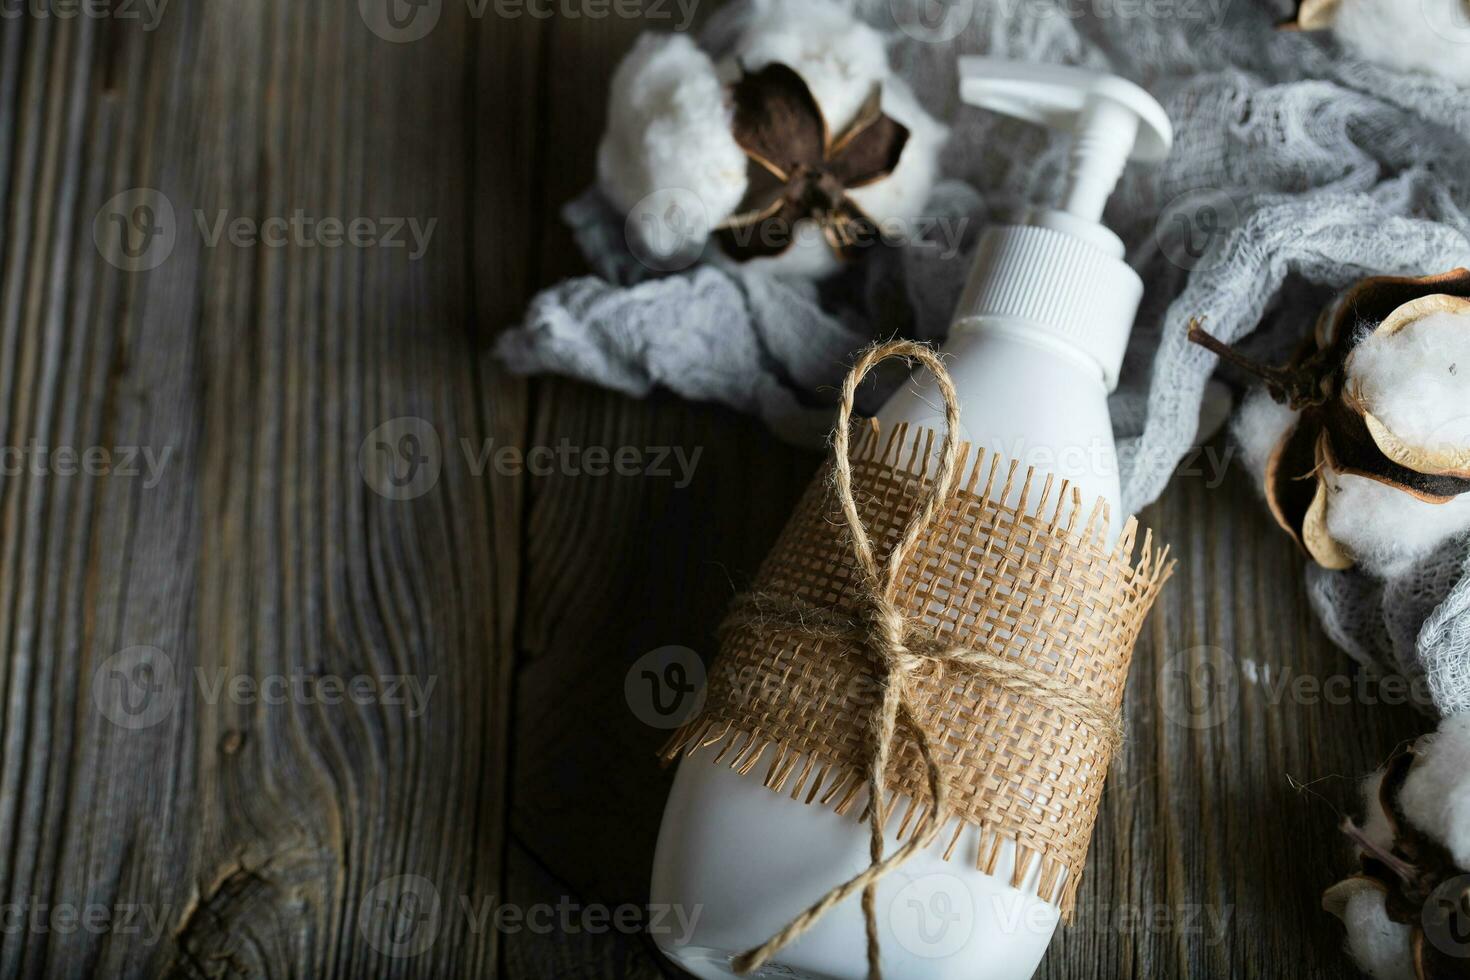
[497, 0, 1470, 715]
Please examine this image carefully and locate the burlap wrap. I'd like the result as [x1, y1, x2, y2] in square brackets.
[661, 420, 1173, 915]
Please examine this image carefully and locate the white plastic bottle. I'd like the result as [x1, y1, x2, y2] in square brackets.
[650, 58, 1174, 980]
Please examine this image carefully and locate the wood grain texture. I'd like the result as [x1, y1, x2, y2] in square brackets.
[0, 1, 523, 976]
[0, 0, 1434, 978]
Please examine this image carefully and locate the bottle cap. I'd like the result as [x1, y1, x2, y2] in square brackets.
[954, 58, 1173, 391]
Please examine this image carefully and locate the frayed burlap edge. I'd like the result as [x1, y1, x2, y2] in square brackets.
[659, 420, 1174, 917]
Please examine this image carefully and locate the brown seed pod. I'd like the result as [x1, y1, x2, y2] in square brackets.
[1189, 269, 1470, 570]
[715, 63, 909, 262]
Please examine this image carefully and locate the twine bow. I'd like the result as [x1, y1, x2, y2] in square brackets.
[728, 340, 1125, 979]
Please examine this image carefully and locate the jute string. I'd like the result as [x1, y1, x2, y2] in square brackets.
[726, 340, 1123, 979]
[721, 592, 1127, 746]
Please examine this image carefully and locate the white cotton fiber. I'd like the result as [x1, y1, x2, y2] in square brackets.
[1332, 0, 1470, 87]
[1340, 886, 1417, 980]
[597, 34, 750, 259]
[1231, 386, 1299, 484]
[1398, 712, 1470, 869]
[732, 222, 845, 279]
[1349, 310, 1470, 454]
[1321, 467, 1470, 577]
[730, 0, 893, 135]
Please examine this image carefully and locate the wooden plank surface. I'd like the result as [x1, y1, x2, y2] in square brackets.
[0, 2, 524, 976]
[0, 2, 1430, 979]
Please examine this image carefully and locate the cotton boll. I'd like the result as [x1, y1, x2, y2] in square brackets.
[730, 0, 893, 134]
[602, 3, 946, 280]
[1349, 310, 1470, 455]
[1398, 713, 1470, 869]
[1332, 0, 1470, 87]
[1331, 716, 1470, 980]
[597, 34, 749, 262]
[1231, 386, 1299, 484]
[1321, 466, 1470, 576]
[1338, 885, 1418, 980]
[736, 75, 949, 280]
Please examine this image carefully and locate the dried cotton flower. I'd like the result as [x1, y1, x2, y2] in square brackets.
[1326, 716, 1470, 980]
[1199, 270, 1470, 576]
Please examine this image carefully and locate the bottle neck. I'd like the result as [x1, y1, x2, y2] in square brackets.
[952, 221, 1142, 392]
[948, 315, 1110, 391]
[1019, 206, 1123, 254]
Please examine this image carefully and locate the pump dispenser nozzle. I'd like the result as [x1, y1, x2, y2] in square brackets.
[959, 58, 1172, 224]
[951, 58, 1173, 390]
